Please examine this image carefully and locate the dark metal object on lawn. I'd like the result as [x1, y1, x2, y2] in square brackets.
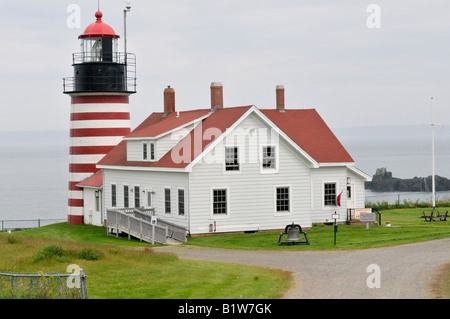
[278, 223, 310, 246]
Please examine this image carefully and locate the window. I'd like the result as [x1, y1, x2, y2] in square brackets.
[276, 187, 290, 213]
[143, 143, 148, 160]
[225, 147, 239, 171]
[95, 191, 100, 212]
[164, 188, 171, 214]
[134, 186, 140, 208]
[143, 142, 156, 161]
[347, 185, 352, 199]
[124, 185, 129, 208]
[178, 189, 185, 216]
[262, 146, 276, 169]
[324, 183, 337, 206]
[111, 184, 117, 207]
[212, 189, 227, 215]
[150, 143, 155, 161]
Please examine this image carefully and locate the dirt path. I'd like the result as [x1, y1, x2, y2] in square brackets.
[155, 238, 450, 299]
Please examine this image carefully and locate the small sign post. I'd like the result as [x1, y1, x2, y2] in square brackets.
[332, 213, 339, 246]
[360, 213, 376, 230]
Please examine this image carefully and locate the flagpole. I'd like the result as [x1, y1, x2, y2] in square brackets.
[431, 98, 436, 210]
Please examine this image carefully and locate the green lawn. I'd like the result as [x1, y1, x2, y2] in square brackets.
[187, 208, 450, 250]
[2, 208, 449, 299]
[0, 225, 291, 299]
[17, 223, 152, 247]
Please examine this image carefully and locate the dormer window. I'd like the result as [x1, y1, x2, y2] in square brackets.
[143, 143, 148, 160]
[143, 141, 156, 162]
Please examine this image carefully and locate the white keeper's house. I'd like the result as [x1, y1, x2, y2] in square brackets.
[79, 82, 371, 235]
[66, 9, 371, 235]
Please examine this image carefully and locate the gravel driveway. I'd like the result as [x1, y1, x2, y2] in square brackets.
[156, 238, 450, 299]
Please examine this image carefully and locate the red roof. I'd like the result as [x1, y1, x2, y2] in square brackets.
[261, 109, 354, 163]
[98, 106, 252, 168]
[79, 11, 119, 39]
[76, 170, 103, 188]
[97, 105, 353, 169]
[127, 109, 211, 138]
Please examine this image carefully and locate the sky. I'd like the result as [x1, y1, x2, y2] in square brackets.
[1, 0, 449, 132]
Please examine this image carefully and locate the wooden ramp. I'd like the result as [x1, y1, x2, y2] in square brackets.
[106, 208, 188, 245]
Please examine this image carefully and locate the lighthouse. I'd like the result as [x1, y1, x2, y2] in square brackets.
[63, 10, 136, 225]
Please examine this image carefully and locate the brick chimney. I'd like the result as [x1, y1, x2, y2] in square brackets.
[210, 82, 223, 110]
[164, 86, 175, 115]
[276, 85, 285, 112]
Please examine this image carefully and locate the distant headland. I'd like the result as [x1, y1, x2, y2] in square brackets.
[365, 167, 450, 192]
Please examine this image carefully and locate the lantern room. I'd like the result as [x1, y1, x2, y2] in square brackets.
[63, 10, 136, 94]
[79, 11, 120, 63]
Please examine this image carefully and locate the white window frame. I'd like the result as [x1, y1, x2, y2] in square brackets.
[210, 187, 230, 219]
[164, 187, 171, 214]
[123, 184, 130, 208]
[177, 187, 186, 217]
[224, 146, 240, 173]
[274, 185, 292, 216]
[260, 145, 278, 174]
[133, 185, 141, 208]
[111, 183, 117, 207]
[323, 181, 338, 209]
[142, 142, 148, 161]
[149, 142, 156, 161]
[142, 141, 156, 162]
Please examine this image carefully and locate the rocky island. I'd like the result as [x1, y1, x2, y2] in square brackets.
[365, 167, 450, 192]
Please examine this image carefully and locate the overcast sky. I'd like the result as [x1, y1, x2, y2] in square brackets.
[1, 0, 449, 132]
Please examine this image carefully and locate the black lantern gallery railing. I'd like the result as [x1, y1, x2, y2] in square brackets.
[63, 52, 136, 94]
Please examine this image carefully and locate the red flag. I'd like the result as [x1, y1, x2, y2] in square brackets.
[337, 191, 343, 207]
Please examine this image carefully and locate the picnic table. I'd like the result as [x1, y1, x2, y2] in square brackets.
[421, 211, 448, 222]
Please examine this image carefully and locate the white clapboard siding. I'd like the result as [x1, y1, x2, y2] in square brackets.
[156, 123, 196, 160]
[310, 166, 348, 223]
[103, 169, 189, 228]
[126, 140, 143, 161]
[188, 113, 313, 234]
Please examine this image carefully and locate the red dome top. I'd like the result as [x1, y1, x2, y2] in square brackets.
[79, 11, 120, 39]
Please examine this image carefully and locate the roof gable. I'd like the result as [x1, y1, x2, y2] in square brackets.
[76, 170, 103, 188]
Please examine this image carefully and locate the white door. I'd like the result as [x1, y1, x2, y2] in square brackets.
[346, 184, 355, 209]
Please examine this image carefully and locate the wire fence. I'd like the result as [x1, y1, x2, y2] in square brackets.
[0, 219, 66, 232]
[0, 269, 87, 299]
[365, 190, 450, 205]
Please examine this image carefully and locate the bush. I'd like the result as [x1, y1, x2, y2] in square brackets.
[78, 248, 102, 261]
[34, 244, 65, 263]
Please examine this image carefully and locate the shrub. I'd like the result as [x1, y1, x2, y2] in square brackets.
[78, 248, 102, 261]
[34, 244, 65, 263]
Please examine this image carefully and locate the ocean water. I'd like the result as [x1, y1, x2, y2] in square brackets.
[0, 127, 449, 222]
[0, 139, 68, 222]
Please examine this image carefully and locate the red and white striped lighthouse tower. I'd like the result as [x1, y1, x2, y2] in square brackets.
[63, 10, 136, 225]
